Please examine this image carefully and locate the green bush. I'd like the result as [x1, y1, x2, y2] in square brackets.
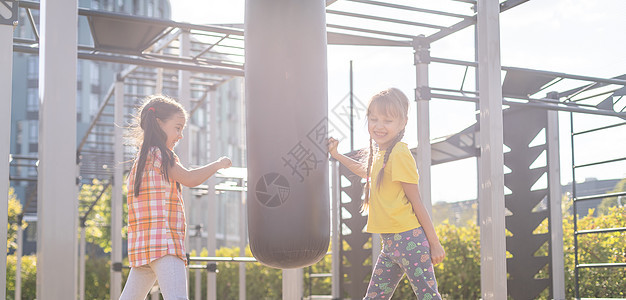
[6, 207, 623, 299]
[5, 255, 37, 300]
[563, 206, 626, 298]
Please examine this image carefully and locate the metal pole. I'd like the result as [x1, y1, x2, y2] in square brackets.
[239, 180, 247, 300]
[477, 1, 507, 299]
[283, 268, 304, 300]
[178, 28, 193, 299]
[570, 112, 579, 299]
[15, 222, 23, 300]
[414, 35, 433, 214]
[331, 161, 340, 299]
[79, 226, 86, 300]
[349, 60, 354, 151]
[239, 80, 248, 300]
[36, 0, 79, 298]
[0, 3, 17, 298]
[111, 77, 124, 299]
[206, 91, 218, 300]
[546, 93, 565, 300]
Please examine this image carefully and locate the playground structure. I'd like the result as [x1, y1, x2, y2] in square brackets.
[1, 0, 625, 299]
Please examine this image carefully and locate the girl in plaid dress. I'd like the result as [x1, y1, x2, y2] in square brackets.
[328, 88, 445, 300]
[120, 95, 231, 300]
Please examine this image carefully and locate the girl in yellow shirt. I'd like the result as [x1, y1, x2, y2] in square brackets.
[329, 88, 445, 299]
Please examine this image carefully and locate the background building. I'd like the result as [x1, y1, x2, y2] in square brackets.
[9, 0, 246, 255]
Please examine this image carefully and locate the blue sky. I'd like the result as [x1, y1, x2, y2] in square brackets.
[171, 0, 626, 203]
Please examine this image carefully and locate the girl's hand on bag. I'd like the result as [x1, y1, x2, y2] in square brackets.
[328, 137, 339, 157]
[218, 156, 232, 169]
[430, 242, 445, 265]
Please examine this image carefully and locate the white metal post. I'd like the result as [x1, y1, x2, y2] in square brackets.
[79, 226, 86, 300]
[414, 36, 433, 214]
[477, 1, 507, 299]
[178, 29, 193, 298]
[36, 0, 79, 299]
[206, 91, 218, 300]
[111, 77, 124, 299]
[283, 268, 303, 300]
[0, 3, 17, 298]
[239, 75, 248, 300]
[239, 188, 247, 300]
[547, 101, 565, 300]
[15, 224, 23, 300]
[331, 161, 340, 299]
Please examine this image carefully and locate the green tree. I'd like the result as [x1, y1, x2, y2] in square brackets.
[7, 187, 27, 253]
[5, 254, 37, 300]
[78, 179, 128, 253]
[597, 178, 626, 215]
[563, 206, 626, 298]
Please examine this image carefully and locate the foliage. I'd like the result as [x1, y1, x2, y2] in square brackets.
[431, 200, 477, 227]
[5, 255, 37, 300]
[78, 179, 128, 253]
[84, 256, 113, 300]
[597, 177, 626, 215]
[7, 205, 623, 299]
[7, 187, 28, 253]
[563, 206, 626, 298]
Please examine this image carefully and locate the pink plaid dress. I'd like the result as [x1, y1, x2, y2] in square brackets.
[126, 147, 187, 267]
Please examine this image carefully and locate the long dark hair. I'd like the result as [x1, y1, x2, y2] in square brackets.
[362, 88, 409, 211]
[130, 95, 187, 196]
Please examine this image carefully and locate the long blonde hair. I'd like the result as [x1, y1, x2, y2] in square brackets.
[362, 88, 409, 211]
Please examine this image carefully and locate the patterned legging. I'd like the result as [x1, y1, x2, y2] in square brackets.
[364, 227, 441, 300]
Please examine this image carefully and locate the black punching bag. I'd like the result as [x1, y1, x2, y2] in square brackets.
[244, 0, 330, 269]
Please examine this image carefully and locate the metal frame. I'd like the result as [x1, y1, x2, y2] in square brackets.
[570, 117, 626, 299]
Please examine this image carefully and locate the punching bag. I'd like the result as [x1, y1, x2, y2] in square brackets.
[244, 0, 330, 269]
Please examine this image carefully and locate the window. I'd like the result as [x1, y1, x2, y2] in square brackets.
[27, 88, 38, 112]
[27, 56, 38, 80]
[90, 62, 100, 84]
[28, 121, 38, 143]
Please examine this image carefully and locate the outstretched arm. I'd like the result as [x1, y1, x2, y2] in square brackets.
[402, 182, 445, 265]
[328, 137, 367, 179]
[170, 156, 232, 187]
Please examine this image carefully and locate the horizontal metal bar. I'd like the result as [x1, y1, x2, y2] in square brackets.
[431, 56, 626, 86]
[431, 92, 478, 102]
[573, 122, 626, 136]
[19, 1, 245, 37]
[426, 16, 476, 44]
[346, 0, 472, 19]
[430, 92, 626, 117]
[431, 86, 478, 95]
[309, 273, 332, 278]
[576, 227, 626, 235]
[574, 191, 626, 202]
[577, 263, 626, 269]
[13, 45, 244, 77]
[327, 9, 446, 30]
[9, 155, 38, 160]
[188, 265, 210, 270]
[188, 256, 257, 263]
[574, 157, 626, 169]
[431, 56, 478, 67]
[9, 177, 38, 182]
[327, 23, 415, 39]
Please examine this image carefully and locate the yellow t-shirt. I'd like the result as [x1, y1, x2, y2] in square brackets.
[365, 142, 421, 233]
